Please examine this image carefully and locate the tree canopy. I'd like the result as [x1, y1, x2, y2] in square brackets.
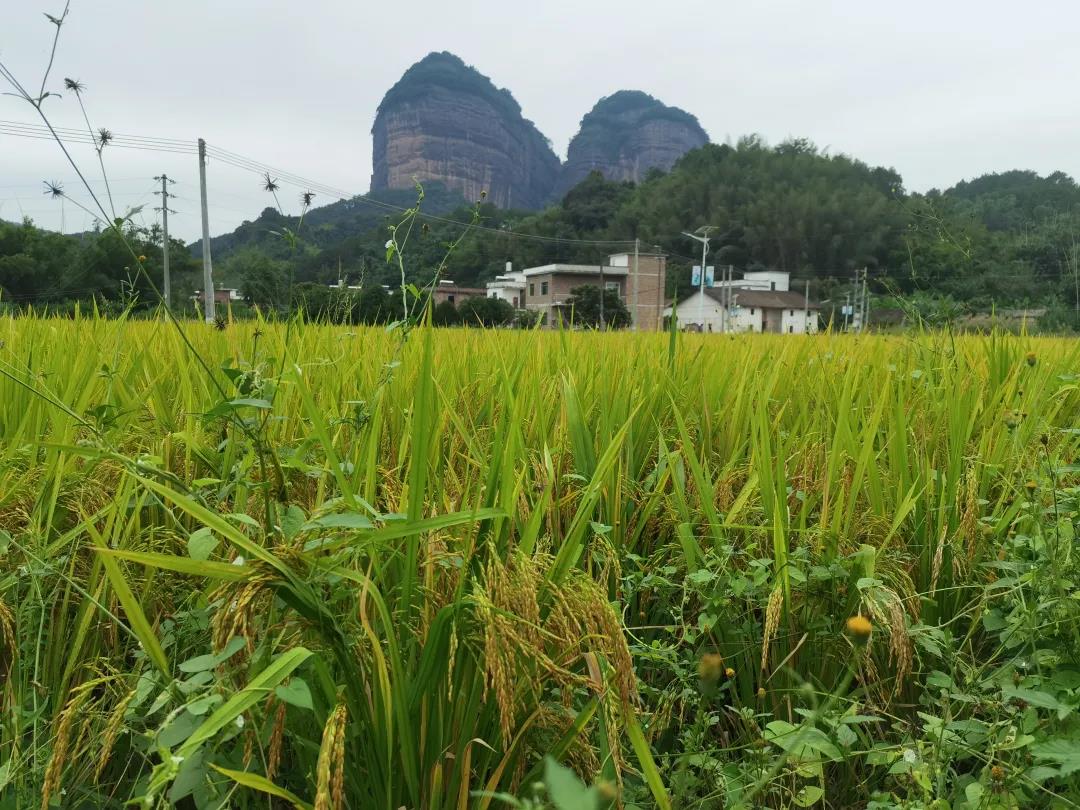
[6, 137, 1079, 327]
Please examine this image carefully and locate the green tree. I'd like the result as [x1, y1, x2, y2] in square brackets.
[457, 296, 514, 326]
[230, 250, 290, 310]
[564, 284, 631, 329]
[431, 299, 461, 326]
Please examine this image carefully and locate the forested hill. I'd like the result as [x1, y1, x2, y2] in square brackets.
[188, 182, 472, 261]
[4, 138, 1079, 323]
[264, 138, 1079, 312]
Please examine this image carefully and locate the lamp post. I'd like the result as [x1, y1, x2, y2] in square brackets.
[682, 226, 717, 332]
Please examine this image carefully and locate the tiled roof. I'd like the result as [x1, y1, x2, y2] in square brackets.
[703, 287, 820, 309]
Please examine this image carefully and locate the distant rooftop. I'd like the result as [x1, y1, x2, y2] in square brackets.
[523, 263, 629, 278]
[704, 288, 820, 310]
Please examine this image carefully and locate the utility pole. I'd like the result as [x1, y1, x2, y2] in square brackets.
[726, 265, 734, 333]
[843, 291, 851, 332]
[804, 279, 810, 334]
[153, 174, 176, 307]
[598, 261, 605, 331]
[851, 269, 864, 333]
[860, 267, 869, 333]
[682, 226, 717, 332]
[655, 245, 665, 331]
[719, 265, 728, 333]
[632, 237, 640, 331]
[197, 138, 215, 322]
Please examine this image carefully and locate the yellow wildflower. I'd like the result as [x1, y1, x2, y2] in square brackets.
[846, 615, 873, 643]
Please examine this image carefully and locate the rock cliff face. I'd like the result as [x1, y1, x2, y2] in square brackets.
[370, 52, 560, 210]
[555, 91, 708, 199]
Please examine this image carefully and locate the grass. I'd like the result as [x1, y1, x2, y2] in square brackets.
[1, 314, 1079, 808]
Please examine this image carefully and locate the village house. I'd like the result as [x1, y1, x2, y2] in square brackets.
[193, 287, 241, 307]
[485, 263, 526, 309]
[430, 279, 485, 306]
[666, 270, 821, 334]
[518, 252, 667, 329]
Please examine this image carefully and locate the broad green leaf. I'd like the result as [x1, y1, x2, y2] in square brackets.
[304, 512, 374, 531]
[177, 647, 312, 758]
[1031, 739, 1080, 776]
[764, 721, 842, 762]
[545, 757, 598, 810]
[187, 527, 218, 561]
[210, 765, 312, 810]
[275, 678, 313, 711]
[793, 785, 824, 807]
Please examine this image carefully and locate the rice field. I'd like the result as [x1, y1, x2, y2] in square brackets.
[1, 314, 1078, 809]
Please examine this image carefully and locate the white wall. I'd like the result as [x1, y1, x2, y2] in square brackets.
[741, 271, 790, 292]
[729, 305, 761, 333]
[488, 286, 523, 307]
[670, 292, 818, 333]
[670, 292, 725, 331]
[781, 307, 818, 334]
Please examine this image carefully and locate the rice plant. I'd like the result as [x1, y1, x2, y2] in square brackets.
[1, 316, 1079, 809]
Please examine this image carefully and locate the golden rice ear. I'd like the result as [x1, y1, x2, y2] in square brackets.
[885, 595, 914, 695]
[314, 701, 348, 810]
[959, 467, 980, 561]
[0, 597, 14, 682]
[761, 585, 784, 674]
[41, 679, 98, 810]
[266, 699, 288, 782]
[95, 685, 138, 781]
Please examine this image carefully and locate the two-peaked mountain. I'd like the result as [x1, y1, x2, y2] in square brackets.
[370, 52, 708, 209]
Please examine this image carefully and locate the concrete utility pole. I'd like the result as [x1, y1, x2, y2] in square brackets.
[860, 267, 869, 333]
[851, 269, 865, 333]
[804, 279, 810, 334]
[632, 237, 640, 331]
[154, 174, 176, 307]
[719, 264, 728, 333]
[655, 244, 665, 330]
[683, 226, 717, 332]
[598, 261, 605, 331]
[197, 138, 215, 322]
[726, 265, 734, 333]
[843, 290, 852, 332]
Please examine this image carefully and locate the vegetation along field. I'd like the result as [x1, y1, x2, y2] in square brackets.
[1, 316, 1079, 809]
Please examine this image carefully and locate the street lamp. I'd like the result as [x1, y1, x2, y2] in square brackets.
[682, 227, 718, 332]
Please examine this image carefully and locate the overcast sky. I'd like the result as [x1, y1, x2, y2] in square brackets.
[2, 0, 1078, 241]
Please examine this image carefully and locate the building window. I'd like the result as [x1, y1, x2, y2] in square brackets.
[604, 281, 619, 292]
[750, 308, 755, 315]
[448, 295, 455, 304]
[529, 283, 535, 296]
[541, 281, 549, 295]
[788, 324, 794, 333]
[790, 309, 794, 316]
[771, 282, 776, 291]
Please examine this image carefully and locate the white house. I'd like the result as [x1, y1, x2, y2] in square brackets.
[665, 270, 820, 334]
[486, 263, 527, 309]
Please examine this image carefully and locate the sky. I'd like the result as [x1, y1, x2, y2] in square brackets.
[1, 0, 1078, 242]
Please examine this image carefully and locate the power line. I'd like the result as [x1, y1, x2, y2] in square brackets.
[203, 142, 636, 247]
[0, 119, 193, 147]
[0, 121, 195, 155]
[0, 127, 195, 155]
